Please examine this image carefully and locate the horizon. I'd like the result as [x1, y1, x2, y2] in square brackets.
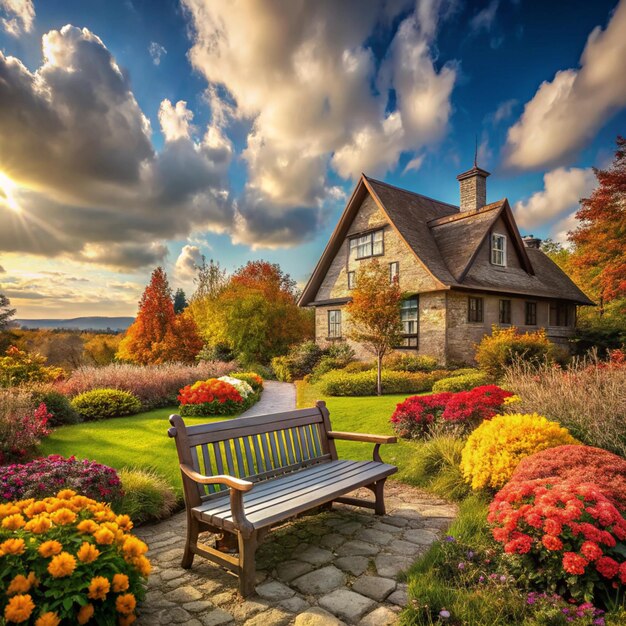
[1, 0, 625, 318]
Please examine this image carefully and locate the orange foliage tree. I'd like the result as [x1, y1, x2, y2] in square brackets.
[569, 136, 626, 307]
[117, 267, 203, 364]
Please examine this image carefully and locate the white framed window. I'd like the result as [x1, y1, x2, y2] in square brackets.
[349, 229, 384, 260]
[400, 297, 418, 348]
[347, 271, 356, 289]
[389, 262, 399, 283]
[491, 233, 506, 266]
[327, 310, 342, 338]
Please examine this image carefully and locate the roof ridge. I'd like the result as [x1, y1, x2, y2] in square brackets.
[428, 199, 506, 227]
[363, 174, 460, 211]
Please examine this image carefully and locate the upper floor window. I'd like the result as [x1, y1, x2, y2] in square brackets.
[525, 301, 537, 325]
[400, 297, 418, 348]
[499, 299, 511, 325]
[347, 271, 356, 290]
[550, 302, 571, 327]
[468, 297, 484, 323]
[491, 233, 506, 266]
[389, 262, 399, 283]
[350, 229, 384, 260]
[328, 310, 342, 338]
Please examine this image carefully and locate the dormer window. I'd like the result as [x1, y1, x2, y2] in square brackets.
[491, 233, 506, 266]
[350, 229, 384, 260]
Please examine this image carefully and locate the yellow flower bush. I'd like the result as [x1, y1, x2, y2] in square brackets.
[460, 412, 577, 490]
[0, 490, 149, 624]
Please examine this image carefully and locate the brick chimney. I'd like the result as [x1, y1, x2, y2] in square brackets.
[457, 165, 490, 212]
[522, 235, 542, 249]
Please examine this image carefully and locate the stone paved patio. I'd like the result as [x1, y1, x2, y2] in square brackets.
[136, 482, 457, 625]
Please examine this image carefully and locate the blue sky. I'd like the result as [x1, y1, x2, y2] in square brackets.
[0, 0, 624, 317]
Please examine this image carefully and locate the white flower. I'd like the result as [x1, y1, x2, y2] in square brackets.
[218, 376, 254, 399]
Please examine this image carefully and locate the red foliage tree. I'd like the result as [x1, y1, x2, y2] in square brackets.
[117, 267, 203, 364]
[569, 136, 626, 305]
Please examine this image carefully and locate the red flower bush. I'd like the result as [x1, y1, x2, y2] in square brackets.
[488, 478, 626, 601]
[390, 385, 512, 439]
[178, 378, 244, 416]
[510, 445, 626, 512]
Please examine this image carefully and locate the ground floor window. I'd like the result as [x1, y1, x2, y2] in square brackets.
[525, 301, 537, 325]
[550, 302, 571, 327]
[327, 310, 342, 338]
[499, 299, 511, 325]
[400, 297, 419, 348]
[468, 296, 484, 323]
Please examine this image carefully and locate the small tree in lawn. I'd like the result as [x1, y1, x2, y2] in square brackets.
[346, 260, 403, 395]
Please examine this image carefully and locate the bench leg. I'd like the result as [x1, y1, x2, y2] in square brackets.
[373, 478, 387, 516]
[237, 530, 258, 597]
[181, 514, 199, 569]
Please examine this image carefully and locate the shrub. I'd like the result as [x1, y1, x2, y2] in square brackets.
[384, 354, 439, 372]
[0, 490, 149, 623]
[511, 445, 626, 511]
[0, 455, 123, 503]
[118, 468, 177, 524]
[271, 340, 324, 382]
[488, 479, 626, 601]
[460, 413, 577, 491]
[57, 361, 237, 409]
[391, 385, 513, 439]
[319, 369, 446, 396]
[178, 378, 244, 416]
[475, 326, 554, 378]
[432, 371, 491, 392]
[0, 345, 64, 388]
[502, 355, 626, 457]
[342, 361, 376, 373]
[30, 385, 80, 425]
[271, 356, 292, 382]
[0, 391, 51, 464]
[230, 372, 264, 392]
[71, 389, 142, 421]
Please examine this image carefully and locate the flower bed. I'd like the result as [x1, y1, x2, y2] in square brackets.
[177, 377, 255, 416]
[488, 479, 626, 601]
[0, 489, 149, 624]
[0, 455, 122, 504]
[390, 385, 513, 439]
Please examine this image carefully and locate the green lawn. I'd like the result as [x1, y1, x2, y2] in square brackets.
[40, 382, 422, 495]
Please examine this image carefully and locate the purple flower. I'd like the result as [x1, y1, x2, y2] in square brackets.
[439, 610, 450, 619]
[499, 575, 507, 583]
[457, 562, 465, 570]
[466, 550, 474, 559]
[478, 576, 485, 583]
[444, 535, 456, 542]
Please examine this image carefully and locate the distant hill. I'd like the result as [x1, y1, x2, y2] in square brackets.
[14, 317, 134, 331]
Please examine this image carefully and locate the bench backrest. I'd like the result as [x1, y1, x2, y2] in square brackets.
[168, 401, 338, 506]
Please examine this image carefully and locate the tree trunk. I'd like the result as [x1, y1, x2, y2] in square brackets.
[377, 353, 382, 396]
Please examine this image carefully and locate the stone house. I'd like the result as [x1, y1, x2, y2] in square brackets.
[298, 166, 594, 364]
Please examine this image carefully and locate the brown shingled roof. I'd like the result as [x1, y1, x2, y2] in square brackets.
[298, 174, 594, 307]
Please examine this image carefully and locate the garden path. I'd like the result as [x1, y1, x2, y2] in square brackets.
[136, 382, 458, 625]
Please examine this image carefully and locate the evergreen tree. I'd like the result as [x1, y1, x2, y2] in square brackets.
[0, 292, 15, 330]
[173, 288, 188, 314]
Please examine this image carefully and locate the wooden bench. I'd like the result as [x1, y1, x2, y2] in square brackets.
[168, 400, 397, 596]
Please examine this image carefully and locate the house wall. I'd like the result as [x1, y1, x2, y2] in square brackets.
[446, 290, 576, 364]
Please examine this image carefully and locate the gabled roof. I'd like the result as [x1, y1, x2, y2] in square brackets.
[298, 174, 594, 306]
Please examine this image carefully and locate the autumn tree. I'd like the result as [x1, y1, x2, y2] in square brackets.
[188, 257, 228, 341]
[173, 288, 188, 314]
[207, 261, 314, 365]
[346, 260, 403, 395]
[569, 136, 626, 311]
[0, 292, 15, 331]
[117, 267, 203, 364]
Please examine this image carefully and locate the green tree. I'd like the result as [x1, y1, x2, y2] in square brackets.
[346, 260, 403, 395]
[0, 293, 15, 330]
[188, 257, 228, 342]
[173, 288, 188, 314]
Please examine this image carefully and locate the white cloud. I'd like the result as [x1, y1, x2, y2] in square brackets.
[182, 0, 457, 246]
[490, 98, 517, 124]
[551, 211, 580, 244]
[513, 167, 596, 230]
[0, 25, 233, 269]
[470, 0, 499, 33]
[403, 154, 425, 173]
[0, 0, 34, 36]
[505, 0, 626, 169]
[175, 244, 203, 280]
[148, 41, 167, 66]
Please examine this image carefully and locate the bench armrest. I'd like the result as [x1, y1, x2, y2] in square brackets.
[327, 431, 397, 445]
[179, 464, 254, 492]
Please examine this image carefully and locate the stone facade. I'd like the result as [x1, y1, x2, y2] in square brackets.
[309, 188, 579, 366]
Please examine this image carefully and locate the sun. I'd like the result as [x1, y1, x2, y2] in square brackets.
[0, 172, 21, 214]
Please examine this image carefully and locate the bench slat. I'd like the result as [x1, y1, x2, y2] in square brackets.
[252, 434, 265, 474]
[200, 444, 215, 494]
[311, 423, 322, 458]
[224, 440, 235, 476]
[233, 438, 246, 477]
[276, 430, 288, 467]
[290, 427, 302, 463]
[243, 436, 255, 475]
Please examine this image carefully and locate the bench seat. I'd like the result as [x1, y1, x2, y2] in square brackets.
[194, 459, 397, 531]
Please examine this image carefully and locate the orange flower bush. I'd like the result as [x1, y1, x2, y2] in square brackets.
[0, 490, 149, 624]
[178, 377, 246, 416]
[488, 478, 626, 601]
